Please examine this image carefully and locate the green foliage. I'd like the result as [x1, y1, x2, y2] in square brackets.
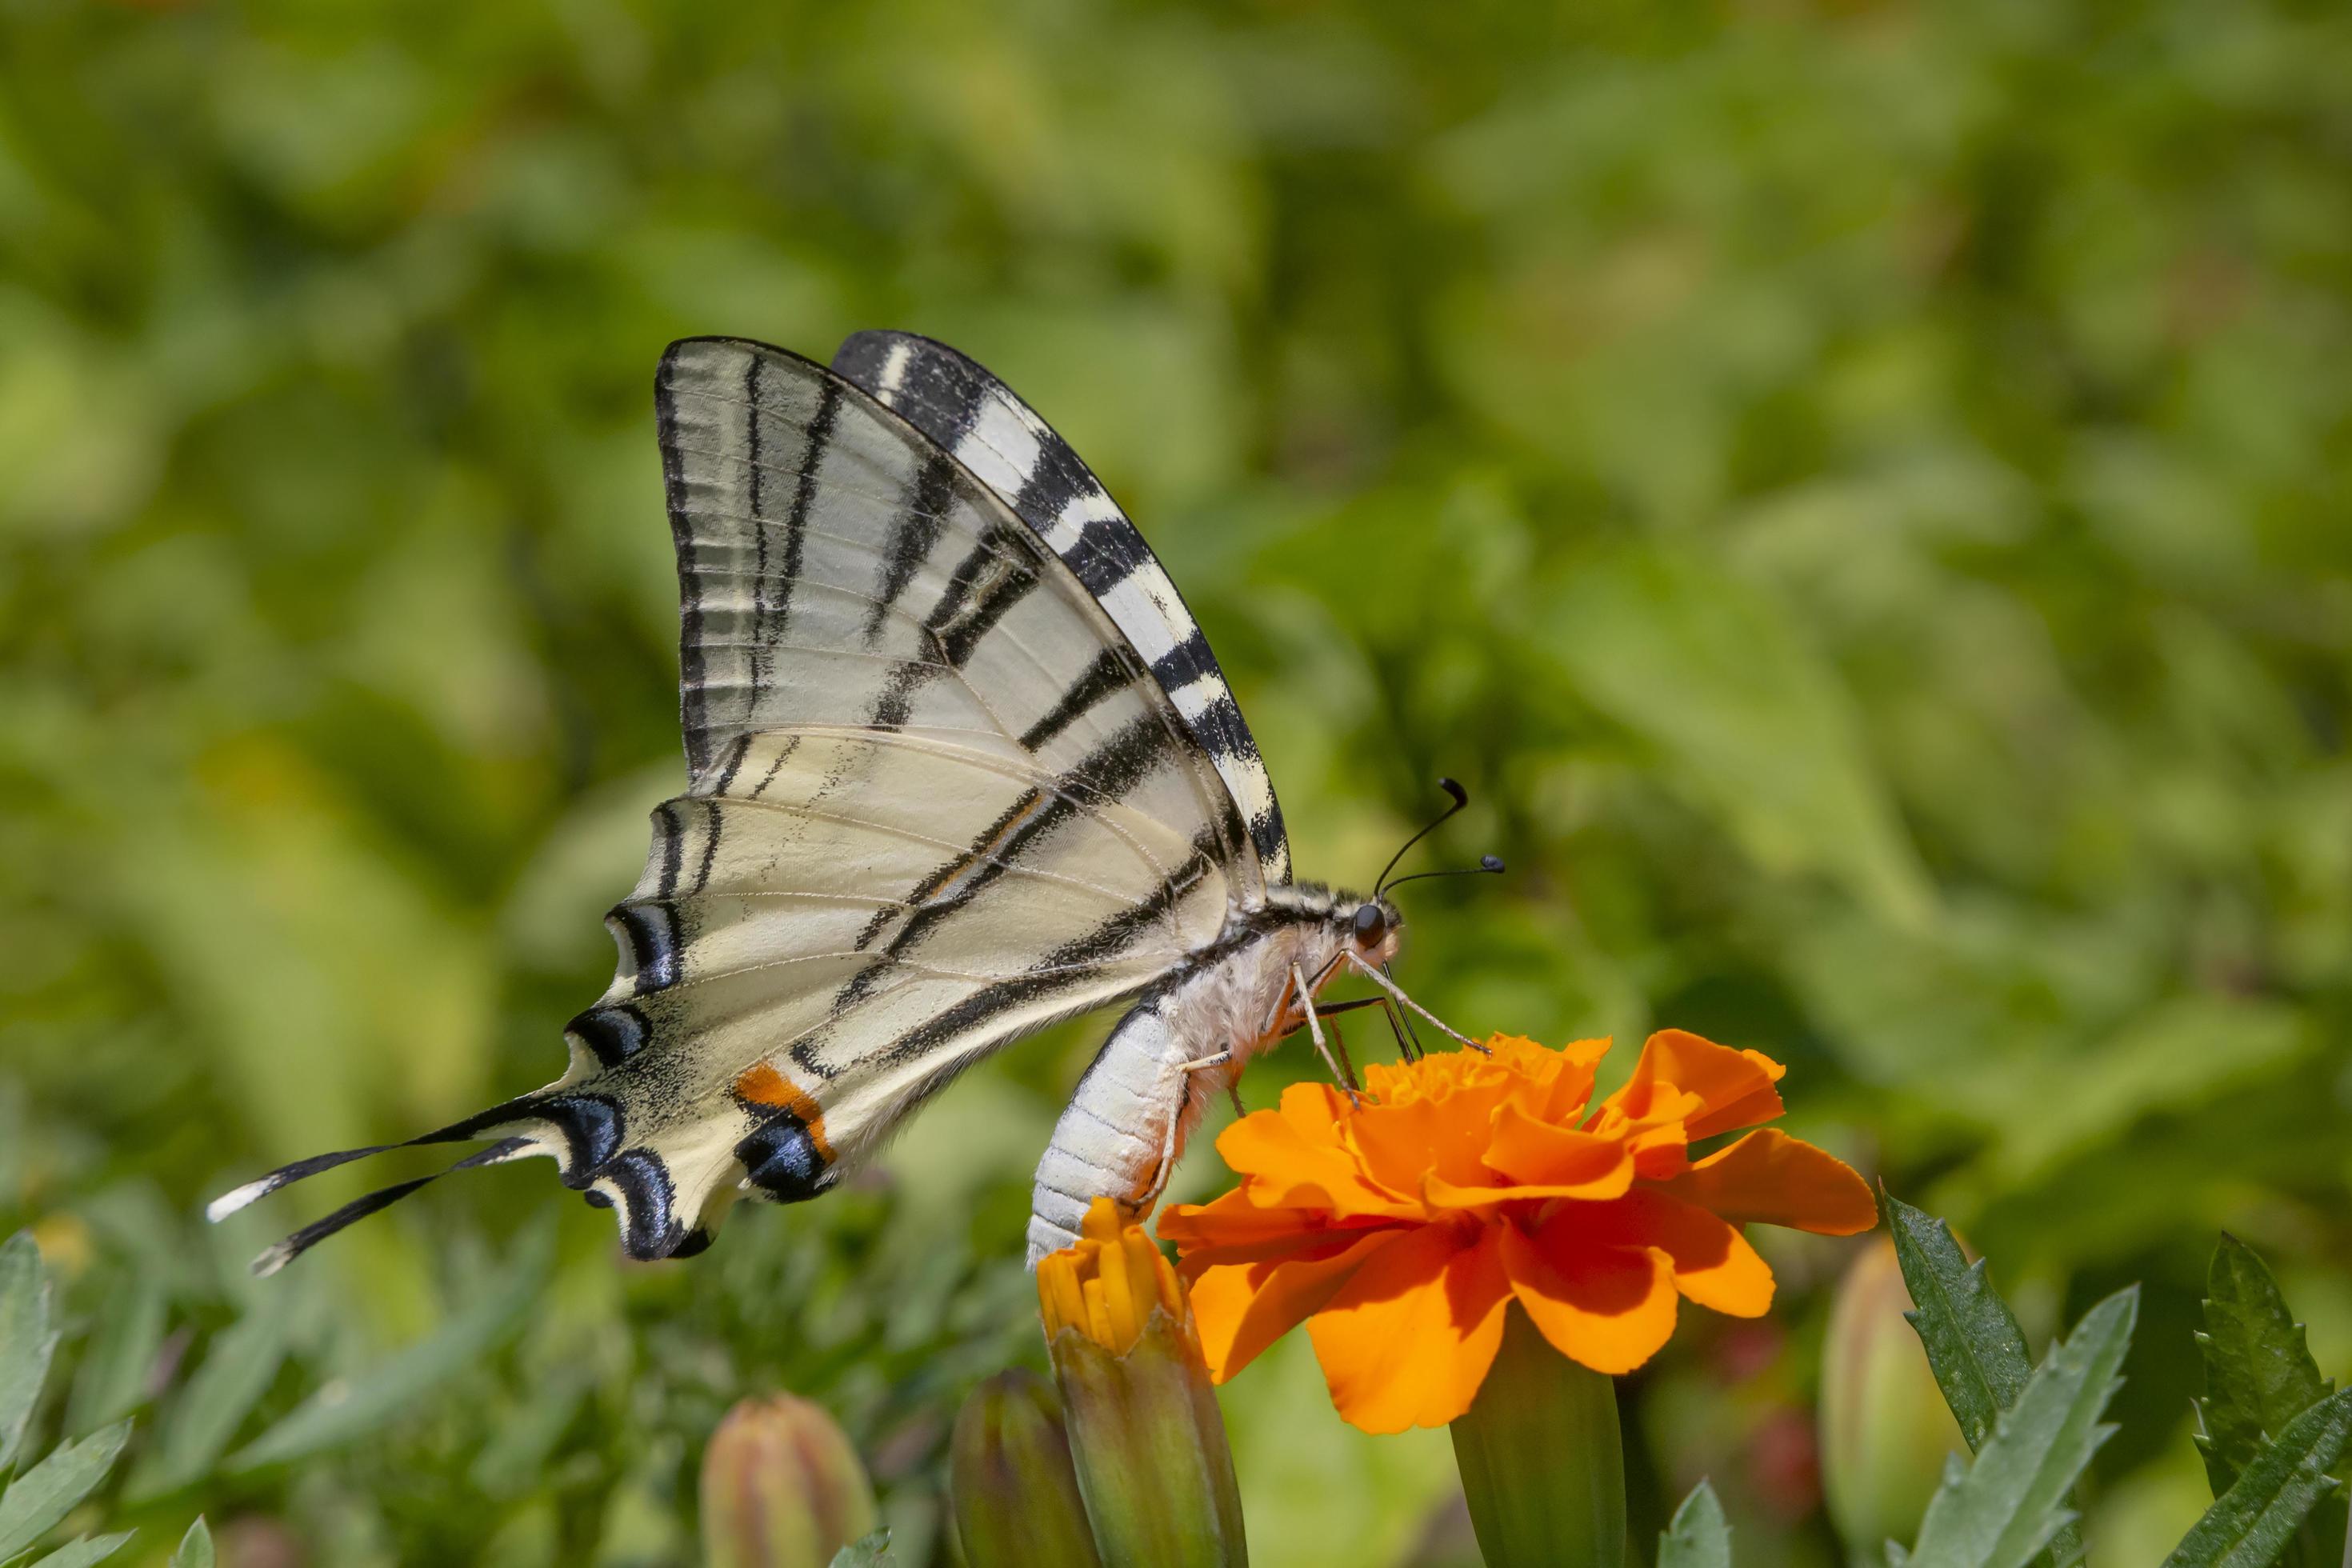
[1901, 1290, 2136, 1568]
[2193, 1237, 2349, 1568]
[0, 1238, 131, 1568]
[2164, 1390, 2352, 1568]
[2, 0, 2350, 1561]
[0, 1237, 54, 1476]
[828, 1530, 896, 1568]
[169, 1518, 214, 1568]
[1658, 1480, 1731, 1568]
[1882, 1190, 2082, 1567]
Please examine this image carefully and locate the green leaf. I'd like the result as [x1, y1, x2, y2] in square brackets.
[29, 1532, 134, 1567]
[0, 1422, 131, 1560]
[65, 1282, 168, 1437]
[170, 1516, 214, 1568]
[2163, 1389, 2352, 1568]
[1903, 1287, 2136, 1568]
[226, 1225, 547, 1471]
[130, 1300, 289, 1500]
[1658, 1479, 1732, 1568]
[1882, 1191, 2034, 1451]
[1881, 1193, 2084, 1568]
[2194, 1235, 2337, 1494]
[0, 1233, 58, 1475]
[828, 1529, 894, 1567]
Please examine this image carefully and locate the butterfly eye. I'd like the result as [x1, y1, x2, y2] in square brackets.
[1353, 902, 1388, 944]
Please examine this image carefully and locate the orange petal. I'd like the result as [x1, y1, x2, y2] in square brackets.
[1158, 1193, 1398, 1274]
[1346, 1088, 1502, 1199]
[1304, 1224, 1511, 1434]
[1190, 1227, 1402, 1382]
[1582, 1190, 1774, 1317]
[1610, 1030, 1786, 1138]
[1482, 1106, 1633, 1196]
[1653, 1129, 1876, 1235]
[1214, 1096, 1414, 1219]
[1498, 1217, 1678, 1375]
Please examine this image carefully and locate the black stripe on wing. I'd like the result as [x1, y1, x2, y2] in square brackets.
[830, 330, 1293, 886]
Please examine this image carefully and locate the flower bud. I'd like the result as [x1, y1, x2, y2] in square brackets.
[950, 1369, 1102, 1568]
[1449, 1304, 1626, 1568]
[699, 1393, 878, 1568]
[1039, 1198, 1247, 1566]
[1818, 1238, 1966, 1554]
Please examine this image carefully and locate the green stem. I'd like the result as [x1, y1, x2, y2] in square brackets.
[1450, 1306, 1626, 1568]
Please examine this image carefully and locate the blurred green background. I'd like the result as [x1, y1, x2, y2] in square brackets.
[4, 0, 2350, 1562]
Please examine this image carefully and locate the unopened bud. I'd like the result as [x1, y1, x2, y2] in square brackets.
[1040, 1198, 1246, 1566]
[1819, 1238, 1966, 1554]
[699, 1393, 878, 1568]
[950, 1369, 1102, 1568]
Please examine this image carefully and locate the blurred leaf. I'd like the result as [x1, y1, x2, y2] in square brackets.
[170, 1517, 214, 1568]
[1883, 1192, 2082, 1567]
[1903, 1289, 2136, 1568]
[227, 1224, 547, 1471]
[27, 1531, 134, 1567]
[2163, 1390, 2352, 1568]
[827, 1529, 894, 1567]
[1658, 1479, 1731, 1568]
[0, 1422, 130, 1559]
[130, 1299, 289, 1500]
[65, 1281, 167, 1437]
[0, 1233, 57, 1475]
[1543, 545, 1930, 922]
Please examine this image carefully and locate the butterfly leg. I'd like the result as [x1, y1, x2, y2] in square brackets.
[1338, 951, 1489, 1054]
[1290, 964, 1362, 1099]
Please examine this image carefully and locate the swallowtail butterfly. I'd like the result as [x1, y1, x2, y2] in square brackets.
[210, 333, 1478, 1271]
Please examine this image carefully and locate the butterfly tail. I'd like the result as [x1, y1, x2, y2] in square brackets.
[247, 1138, 536, 1277]
[204, 1089, 561, 1226]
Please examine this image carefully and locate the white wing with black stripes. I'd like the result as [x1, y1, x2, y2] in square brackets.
[830, 330, 1292, 886]
[213, 334, 1291, 1270]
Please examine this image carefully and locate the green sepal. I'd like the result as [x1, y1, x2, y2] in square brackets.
[1449, 1305, 1626, 1568]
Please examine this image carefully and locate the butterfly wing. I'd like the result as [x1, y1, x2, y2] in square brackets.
[830, 330, 1293, 886]
[218, 337, 1262, 1269]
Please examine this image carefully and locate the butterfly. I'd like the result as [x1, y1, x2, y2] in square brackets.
[210, 332, 1486, 1273]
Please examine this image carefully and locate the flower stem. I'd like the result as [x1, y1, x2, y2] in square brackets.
[1449, 1306, 1626, 1568]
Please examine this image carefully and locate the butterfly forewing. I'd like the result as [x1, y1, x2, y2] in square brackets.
[216, 334, 1286, 1271]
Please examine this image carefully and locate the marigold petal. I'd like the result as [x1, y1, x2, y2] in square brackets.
[1482, 1106, 1633, 1195]
[1653, 1129, 1876, 1234]
[1304, 1225, 1511, 1434]
[1190, 1228, 1402, 1383]
[1610, 1029, 1786, 1138]
[1582, 1190, 1775, 1316]
[1498, 1218, 1678, 1376]
[1346, 1089, 1502, 1198]
[1211, 1094, 1415, 1218]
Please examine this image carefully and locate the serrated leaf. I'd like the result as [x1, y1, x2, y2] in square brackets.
[2194, 1235, 2336, 1494]
[1882, 1191, 2082, 1568]
[1659, 1479, 1732, 1568]
[0, 1422, 131, 1560]
[227, 1225, 546, 1471]
[65, 1282, 168, 1437]
[828, 1528, 894, 1566]
[170, 1516, 214, 1568]
[2164, 1389, 2352, 1568]
[129, 1299, 288, 1500]
[1903, 1287, 2137, 1568]
[0, 1233, 59, 1475]
[29, 1531, 134, 1567]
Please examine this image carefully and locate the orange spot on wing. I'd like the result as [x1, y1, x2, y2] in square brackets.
[733, 1063, 835, 1162]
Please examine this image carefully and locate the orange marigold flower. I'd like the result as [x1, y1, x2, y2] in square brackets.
[1155, 1030, 1875, 1434]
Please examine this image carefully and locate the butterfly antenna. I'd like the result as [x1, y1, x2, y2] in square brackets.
[1374, 778, 1471, 898]
[1383, 854, 1506, 894]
